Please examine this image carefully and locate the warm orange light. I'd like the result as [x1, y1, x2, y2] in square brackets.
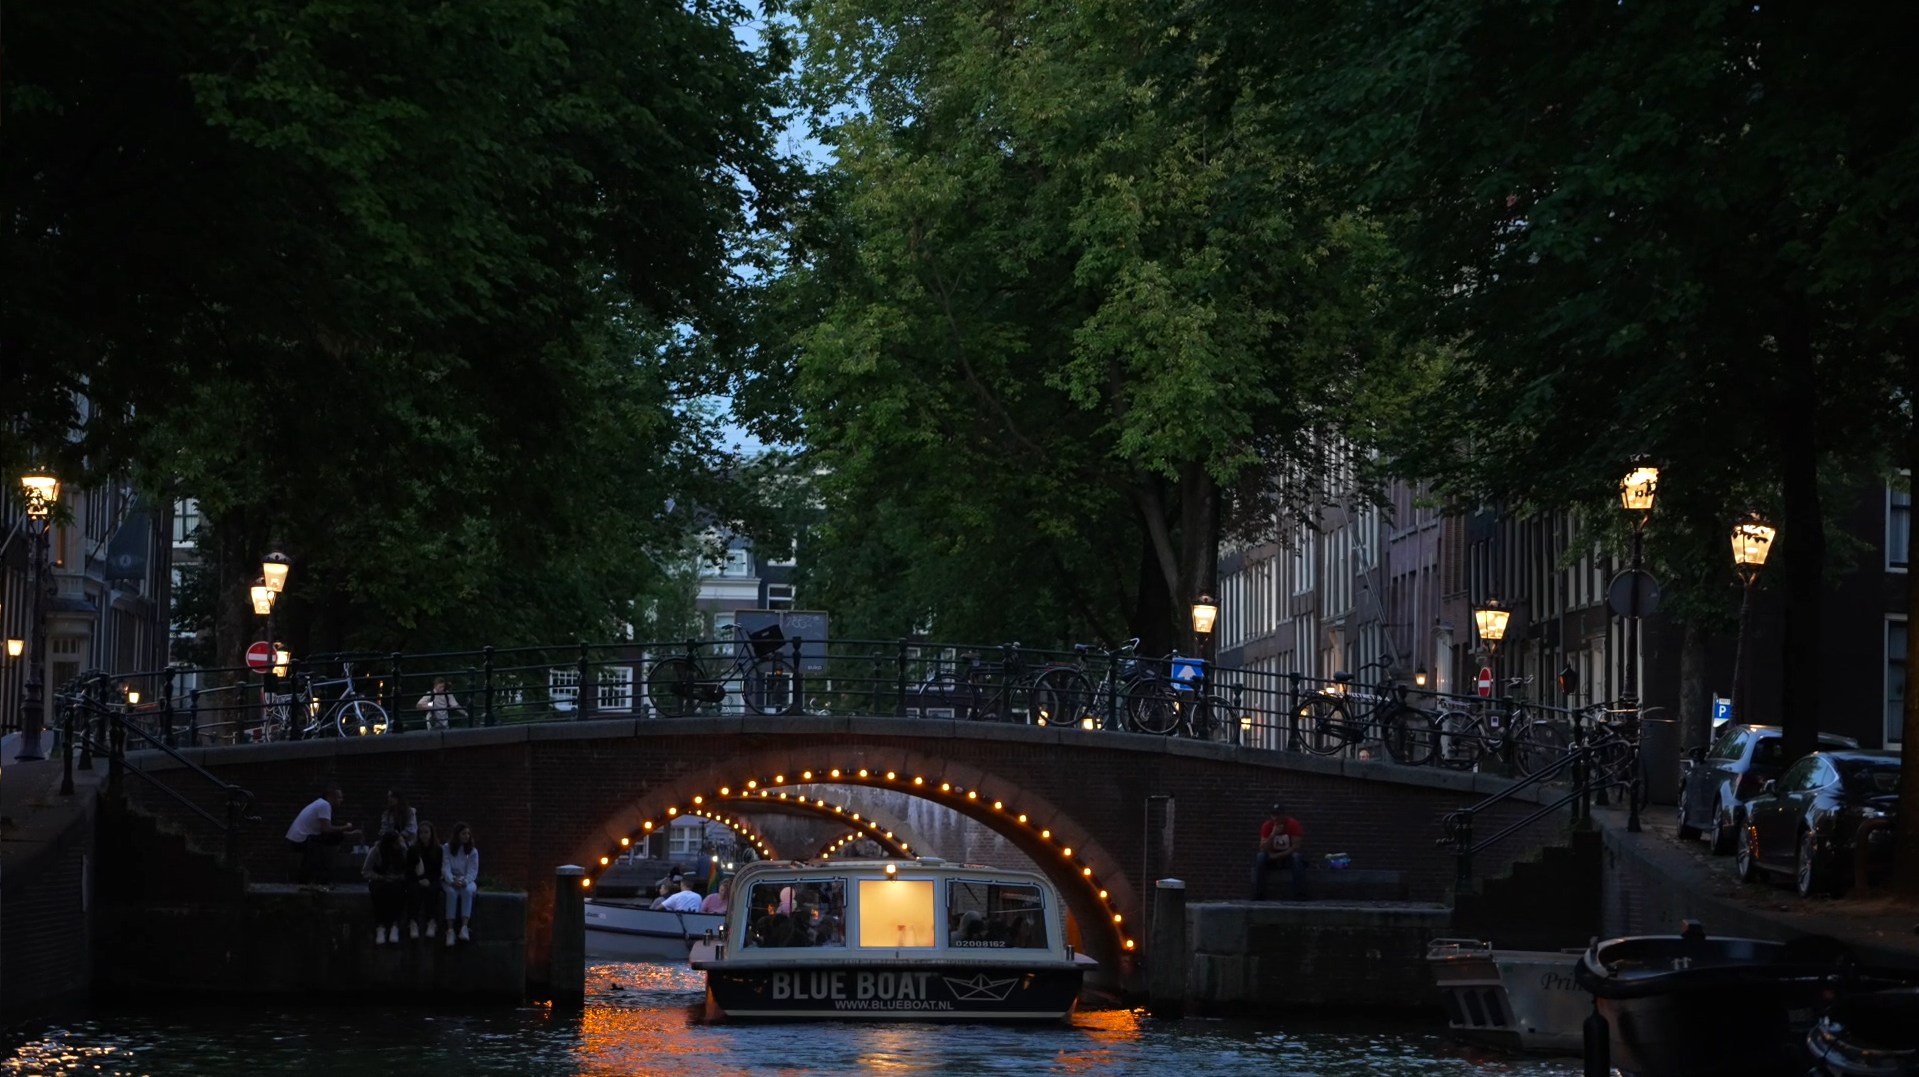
[1098, 889, 1109, 900]
[620, 836, 632, 846]
[599, 856, 610, 866]
[1041, 829, 1051, 839]
[774, 775, 785, 783]
[582, 878, 592, 890]
[1018, 814, 1028, 824]
[940, 782, 951, 792]
[802, 771, 813, 780]
[1124, 939, 1135, 950]
[667, 807, 678, 816]
[1112, 913, 1123, 924]
[747, 780, 758, 789]
[720, 786, 730, 795]
[693, 795, 704, 805]
[967, 791, 978, 800]
[886, 771, 897, 781]
[858, 769, 869, 778]
[1061, 847, 1072, 857]
[1082, 867, 1093, 876]
[851, 813, 861, 820]
[642, 822, 653, 831]
[993, 801, 1003, 810]
[831, 769, 842, 778]
[912, 776, 923, 786]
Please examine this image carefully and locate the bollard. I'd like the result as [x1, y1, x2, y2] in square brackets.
[482, 645, 497, 726]
[1147, 878, 1188, 1019]
[1583, 1004, 1611, 1077]
[551, 865, 588, 1009]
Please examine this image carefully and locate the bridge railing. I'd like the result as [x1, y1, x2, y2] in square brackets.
[85, 638, 1593, 780]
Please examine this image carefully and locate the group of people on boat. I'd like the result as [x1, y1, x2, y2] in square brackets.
[283, 786, 482, 948]
[744, 881, 845, 947]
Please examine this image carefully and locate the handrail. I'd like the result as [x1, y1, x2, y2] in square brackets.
[1436, 734, 1624, 892]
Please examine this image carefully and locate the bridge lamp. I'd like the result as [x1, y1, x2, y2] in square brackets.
[250, 579, 276, 617]
[126, 689, 141, 706]
[6, 639, 22, 658]
[1619, 462, 1659, 515]
[1190, 593, 1218, 664]
[260, 551, 291, 594]
[1414, 666, 1429, 689]
[1473, 598, 1511, 656]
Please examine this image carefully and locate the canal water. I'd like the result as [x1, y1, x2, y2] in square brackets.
[4, 961, 1583, 1076]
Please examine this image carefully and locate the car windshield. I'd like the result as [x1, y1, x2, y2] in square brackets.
[1835, 760, 1901, 796]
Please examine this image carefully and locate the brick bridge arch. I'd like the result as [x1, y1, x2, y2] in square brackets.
[133, 715, 1562, 993]
[665, 793, 922, 865]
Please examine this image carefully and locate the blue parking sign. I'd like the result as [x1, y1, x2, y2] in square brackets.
[1711, 697, 1732, 725]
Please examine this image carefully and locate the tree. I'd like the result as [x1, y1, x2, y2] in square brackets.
[755, 0, 1414, 649]
[4, 0, 797, 653]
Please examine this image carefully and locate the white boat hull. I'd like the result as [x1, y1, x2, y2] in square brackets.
[1427, 938, 1586, 1054]
[584, 899, 725, 962]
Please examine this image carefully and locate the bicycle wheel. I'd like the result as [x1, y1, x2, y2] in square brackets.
[1030, 667, 1093, 727]
[1382, 706, 1438, 766]
[1127, 679, 1180, 734]
[742, 654, 797, 715]
[334, 699, 389, 737]
[1296, 697, 1349, 755]
[1188, 693, 1236, 741]
[648, 657, 701, 718]
[1514, 718, 1574, 776]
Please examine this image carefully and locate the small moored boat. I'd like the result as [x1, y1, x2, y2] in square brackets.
[584, 897, 725, 961]
[1425, 937, 1587, 1054]
[688, 857, 1095, 1021]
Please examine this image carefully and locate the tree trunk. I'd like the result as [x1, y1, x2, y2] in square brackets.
[1677, 619, 1710, 759]
[1177, 461, 1221, 654]
[1774, 316, 1824, 766]
[1132, 527, 1173, 657]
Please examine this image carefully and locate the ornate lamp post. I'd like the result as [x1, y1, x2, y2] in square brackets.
[1472, 598, 1511, 657]
[14, 467, 60, 762]
[1617, 461, 1659, 706]
[1728, 513, 1776, 726]
[1190, 593, 1218, 660]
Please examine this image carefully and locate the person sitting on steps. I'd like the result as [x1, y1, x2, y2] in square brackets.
[1251, 802, 1308, 901]
[442, 822, 479, 946]
[407, 820, 444, 941]
[286, 784, 360, 891]
[362, 829, 410, 944]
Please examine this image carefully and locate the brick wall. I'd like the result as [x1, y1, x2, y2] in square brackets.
[121, 717, 1575, 987]
[0, 797, 95, 1014]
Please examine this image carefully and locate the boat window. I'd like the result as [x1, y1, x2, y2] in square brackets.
[945, 880, 1049, 949]
[741, 877, 846, 948]
[855, 879, 938, 948]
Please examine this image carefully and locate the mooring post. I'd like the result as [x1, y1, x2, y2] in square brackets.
[1147, 878, 1187, 1019]
[552, 865, 587, 1010]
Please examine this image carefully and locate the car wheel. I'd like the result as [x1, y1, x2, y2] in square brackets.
[1709, 799, 1736, 856]
[1796, 829, 1831, 898]
[1734, 826, 1763, 884]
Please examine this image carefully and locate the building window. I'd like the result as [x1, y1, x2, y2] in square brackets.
[1889, 617, 1907, 749]
[766, 583, 795, 610]
[668, 819, 705, 858]
[1889, 483, 1910, 572]
[172, 499, 202, 546]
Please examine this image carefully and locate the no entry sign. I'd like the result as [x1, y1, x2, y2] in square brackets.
[1476, 667, 1495, 698]
[245, 641, 275, 671]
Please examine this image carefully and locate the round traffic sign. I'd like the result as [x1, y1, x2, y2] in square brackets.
[1476, 667, 1494, 698]
[245, 641, 275, 671]
[1607, 569, 1662, 618]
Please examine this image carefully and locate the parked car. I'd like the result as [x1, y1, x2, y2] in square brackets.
[1734, 749, 1900, 897]
[1678, 724, 1860, 854]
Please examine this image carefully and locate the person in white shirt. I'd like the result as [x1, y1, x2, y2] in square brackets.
[658, 878, 704, 912]
[443, 822, 480, 945]
[415, 678, 466, 731]
[285, 785, 360, 890]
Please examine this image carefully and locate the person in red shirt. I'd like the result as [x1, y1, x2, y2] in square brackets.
[1252, 803, 1307, 900]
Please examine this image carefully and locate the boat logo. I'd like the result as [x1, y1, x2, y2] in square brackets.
[941, 973, 1020, 1002]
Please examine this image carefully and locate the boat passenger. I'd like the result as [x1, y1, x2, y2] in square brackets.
[699, 879, 731, 915]
[658, 877, 704, 912]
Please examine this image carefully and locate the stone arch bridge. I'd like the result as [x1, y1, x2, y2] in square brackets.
[125, 715, 1562, 989]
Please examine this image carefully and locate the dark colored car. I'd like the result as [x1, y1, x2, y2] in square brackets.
[1734, 749, 1900, 897]
[1678, 724, 1860, 854]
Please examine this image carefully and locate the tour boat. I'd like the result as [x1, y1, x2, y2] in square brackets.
[1425, 937, 1587, 1054]
[687, 857, 1096, 1021]
[584, 897, 725, 961]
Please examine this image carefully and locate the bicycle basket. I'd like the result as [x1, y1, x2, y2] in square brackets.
[748, 623, 786, 660]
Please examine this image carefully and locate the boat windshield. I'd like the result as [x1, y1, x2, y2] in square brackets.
[741, 877, 847, 948]
[946, 880, 1050, 949]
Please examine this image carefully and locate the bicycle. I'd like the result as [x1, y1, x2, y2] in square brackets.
[268, 662, 392, 739]
[1431, 676, 1537, 771]
[1024, 639, 1188, 733]
[646, 624, 798, 718]
[956, 643, 1065, 724]
[1293, 660, 1436, 764]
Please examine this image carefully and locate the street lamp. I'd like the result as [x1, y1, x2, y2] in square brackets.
[1414, 666, 1429, 689]
[1728, 513, 1776, 724]
[1614, 459, 1660, 835]
[1472, 598, 1511, 656]
[5, 639, 22, 659]
[14, 467, 59, 761]
[250, 581, 277, 617]
[261, 551, 291, 595]
[1190, 594, 1218, 642]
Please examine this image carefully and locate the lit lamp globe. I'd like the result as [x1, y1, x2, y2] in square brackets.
[1620, 464, 1659, 514]
[5, 639, 22, 658]
[19, 469, 60, 517]
[250, 583, 276, 617]
[261, 551, 292, 594]
[1190, 594, 1218, 636]
[1473, 599, 1512, 655]
[1731, 515, 1776, 581]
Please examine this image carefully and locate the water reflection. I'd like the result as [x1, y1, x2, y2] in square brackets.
[2, 960, 1581, 1077]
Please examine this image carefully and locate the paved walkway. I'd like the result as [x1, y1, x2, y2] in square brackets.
[1596, 799, 1919, 965]
[1, 753, 105, 879]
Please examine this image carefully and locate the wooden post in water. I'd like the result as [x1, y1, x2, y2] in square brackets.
[1147, 878, 1187, 1019]
[551, 865, 587, 1009]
